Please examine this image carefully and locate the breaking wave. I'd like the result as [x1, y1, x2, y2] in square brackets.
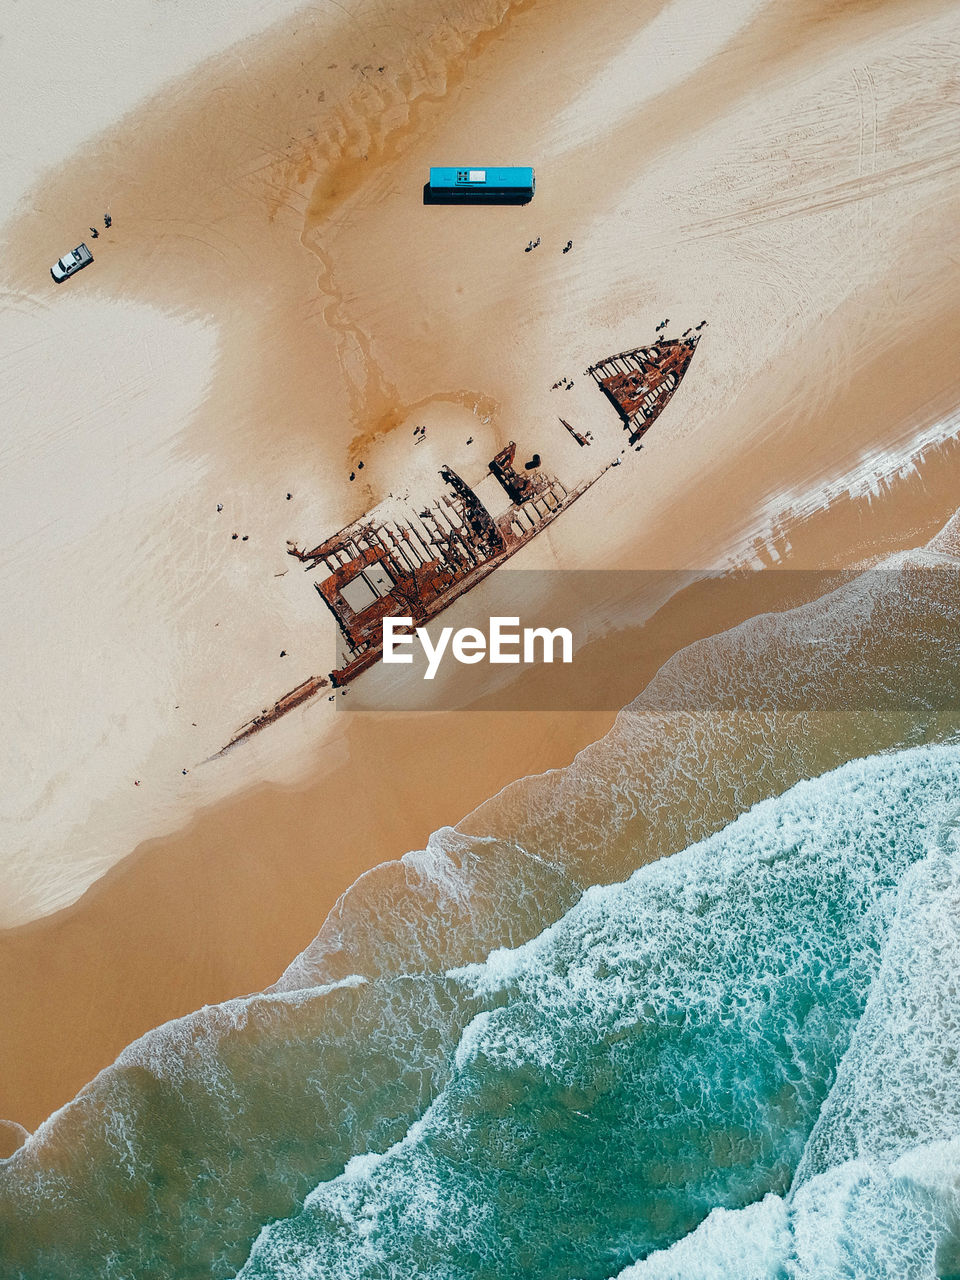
[1, 514, 959, 1279]
[237, 746, 960, 1279]
[613, 796, 960, 1280]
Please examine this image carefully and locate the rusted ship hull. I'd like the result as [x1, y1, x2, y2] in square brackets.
[291, 334, 702, 688]
[213, 674, 329, 756]
[218, 329, 702, 749]
[290, 450, 609, 685]
[587, 336, 700, 445]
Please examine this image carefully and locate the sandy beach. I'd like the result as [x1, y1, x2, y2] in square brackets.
[3, 0, 960, 1134]
[5, 437, 960, 1131]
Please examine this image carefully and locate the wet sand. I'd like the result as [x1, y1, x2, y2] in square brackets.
[2, 0, 960, 1127]
[4, 432, 960, 1131]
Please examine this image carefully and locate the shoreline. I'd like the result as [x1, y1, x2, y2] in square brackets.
[4, 430, 960, 1131]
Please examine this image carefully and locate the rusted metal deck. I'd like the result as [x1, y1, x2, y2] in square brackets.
[289, 453, 607, 685]
[586, 335, 701, 445]
[216, 327, 703, 749]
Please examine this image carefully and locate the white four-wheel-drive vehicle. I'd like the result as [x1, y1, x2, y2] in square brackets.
[51, 243, 93, 282]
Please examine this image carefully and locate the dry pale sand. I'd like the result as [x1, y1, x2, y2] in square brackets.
[2, 0, 960, 1128]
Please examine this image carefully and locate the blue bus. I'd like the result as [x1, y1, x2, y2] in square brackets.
[426, 166, 535, 203]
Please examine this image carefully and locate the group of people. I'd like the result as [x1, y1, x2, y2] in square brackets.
[215, 502, 249, 541]
[88, 212, 112, 240]
[551, 377, 575, 391]
[525, 237, 575, 254]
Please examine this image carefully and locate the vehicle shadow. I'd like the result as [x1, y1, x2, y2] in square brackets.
[421, 184, 533, 206]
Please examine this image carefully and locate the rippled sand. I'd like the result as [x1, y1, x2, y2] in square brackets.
[2, 0, 960, 1132]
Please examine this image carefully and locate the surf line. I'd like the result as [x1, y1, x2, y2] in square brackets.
[383, 616, 573, 680]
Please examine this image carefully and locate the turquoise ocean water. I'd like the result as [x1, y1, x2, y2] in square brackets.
[2, 515, 960, 1279]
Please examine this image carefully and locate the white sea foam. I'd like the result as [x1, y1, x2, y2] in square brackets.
[602, 814, 960, 1280]
[604, 1195, 790, 1280]
[794, 810, 960, 1185]
[614, 1138, 960, 1280]
[235, 745, 960, 1279]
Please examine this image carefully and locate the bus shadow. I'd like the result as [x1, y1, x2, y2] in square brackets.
[422, 184, 533, 206]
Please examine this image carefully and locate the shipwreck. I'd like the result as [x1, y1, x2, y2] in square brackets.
[586, 333, 700, 446]
[218, 331, 703, 749]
